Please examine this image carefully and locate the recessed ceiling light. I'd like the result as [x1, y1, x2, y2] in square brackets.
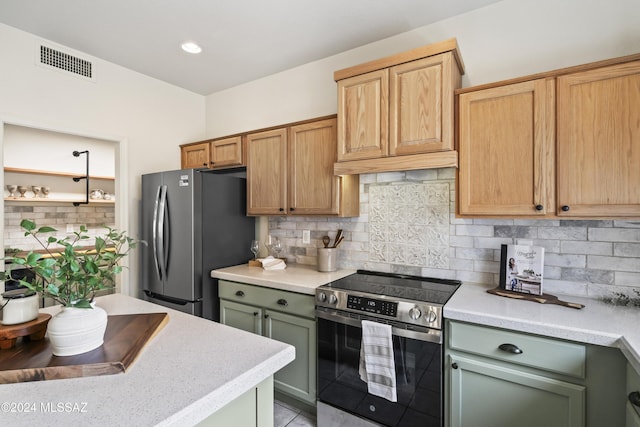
[181, 42, 202, 54]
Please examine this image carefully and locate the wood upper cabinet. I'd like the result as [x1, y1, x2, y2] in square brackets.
[289, 119, 341, 215]
[181, 142, 210, 169]
[334, 39, 464, 174]
[210, 136, 243, 168]
[247, 117, 359, 217]
[556, 60, 640, 217]
[180, 136, 243, 170]
[390, 53, 457, 155]
[458, 53, 640, 219]
[458, 79, 555, 216]
[337, 69, 389, 161]
[246, 128, 288, 215]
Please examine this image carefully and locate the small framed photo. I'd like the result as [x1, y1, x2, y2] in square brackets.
[499, 244, 544, 295]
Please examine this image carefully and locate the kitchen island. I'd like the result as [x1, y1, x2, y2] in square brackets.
[0, 294, 295, 426]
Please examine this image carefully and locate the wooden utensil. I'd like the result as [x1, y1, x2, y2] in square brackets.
[322, 236, 330, 248]
[487, 287, 584, 309]
[332, 229, 343, 248]
[334, 235, 345, 248]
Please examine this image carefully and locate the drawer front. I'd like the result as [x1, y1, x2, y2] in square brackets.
[448, 321, 586, 378]
[219, 280, 315, 319]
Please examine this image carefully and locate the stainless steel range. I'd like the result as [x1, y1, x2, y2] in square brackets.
[316, 270, 461, 427]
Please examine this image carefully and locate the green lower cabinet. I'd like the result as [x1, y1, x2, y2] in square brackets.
[264, 309, 316, 404]
[445, 320, 626, 427]
[221, 299, 263, 335]
[448, 353, 585, 427]
[628, 363, 640, 427]
[197, 376, 274, 427]
[219, 281, 316, 407]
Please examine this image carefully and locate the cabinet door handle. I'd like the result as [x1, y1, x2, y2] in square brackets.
[264, 314, 269, 319]
[279, 208, 285, 212]
[630, 391, 640, 408]
[235, 291, 245, 297]
[451, 363, 459, 369]
[277, 299, 288, 307]
[535, 204, 544, 211]
[289, 207, 295, 211]
[253, 312, 259, 316]
[498, 343, 523, 354]
[561, 205, 570, 212]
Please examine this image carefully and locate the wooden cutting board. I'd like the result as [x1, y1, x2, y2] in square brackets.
[0, 312, 169, 384]
[487, 287, 585, 309]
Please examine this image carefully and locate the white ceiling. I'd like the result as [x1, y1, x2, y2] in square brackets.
[0, 0, 502, 95]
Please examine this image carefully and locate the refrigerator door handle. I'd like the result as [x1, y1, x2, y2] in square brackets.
[157, 185, 168, 280]
[152, 185, 163, 281]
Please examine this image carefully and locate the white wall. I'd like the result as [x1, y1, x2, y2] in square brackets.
[0, 23, 205, 296]
[204, 0, 640, 137]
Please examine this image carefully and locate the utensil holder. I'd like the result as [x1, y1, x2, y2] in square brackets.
[317, 248, 337, 272]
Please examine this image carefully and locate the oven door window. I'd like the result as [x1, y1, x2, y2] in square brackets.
[318, 316, 442, 427]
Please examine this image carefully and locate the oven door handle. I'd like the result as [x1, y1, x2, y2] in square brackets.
[316, 307, 442, 344]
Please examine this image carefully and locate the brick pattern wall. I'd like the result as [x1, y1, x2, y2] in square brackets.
[269, 168, 640, 299]
[4, 204, 116, 251]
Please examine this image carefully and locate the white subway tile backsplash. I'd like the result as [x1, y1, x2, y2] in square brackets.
[4, 205, 115, 251]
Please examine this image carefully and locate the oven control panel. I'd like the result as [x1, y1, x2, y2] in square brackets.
[316, 288, 443, 329]
[346, 295, 397, 317]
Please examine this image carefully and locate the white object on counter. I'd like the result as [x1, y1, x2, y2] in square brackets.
[259, 256, 286, 270]
[0, 290, 39, 325]
[317, 248, 337, 272]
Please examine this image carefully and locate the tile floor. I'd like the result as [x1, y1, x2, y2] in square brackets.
[274, 399, 316, 427]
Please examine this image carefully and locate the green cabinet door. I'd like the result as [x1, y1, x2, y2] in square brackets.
[220, 299, 263, 335]
[264, 309, 316, 405]
[448, 354, 585, 427]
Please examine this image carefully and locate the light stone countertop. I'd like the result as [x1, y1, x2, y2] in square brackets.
[211, 263, 356, 295]
[0, 293, 295, 427]
[444, 282, 640, 375]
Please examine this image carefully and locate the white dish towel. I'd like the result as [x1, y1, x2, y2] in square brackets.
[359, 319, 397, 402]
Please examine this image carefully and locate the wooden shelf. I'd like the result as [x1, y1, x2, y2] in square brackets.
[4, 167, 114, 181]
[4, 197, 114, 204]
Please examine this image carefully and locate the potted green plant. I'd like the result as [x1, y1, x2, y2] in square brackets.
[1, 219, 139, 356]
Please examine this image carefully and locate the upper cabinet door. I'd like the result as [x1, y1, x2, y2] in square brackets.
[390, 53, 457, 155]
[337, 69, 389, 161]
[181, 142, 210, 169]
[211, 136, 243, 168]
[557, 60, 640, 217]
[246, 128, 287, 215]
[458, 79, 555, 216]
[288, 118, 340, 215]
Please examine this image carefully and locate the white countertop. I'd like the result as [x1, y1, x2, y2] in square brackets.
[211, 263, 356, 295]
[444, 282, 640, 374]
[0, 294, 295, 427]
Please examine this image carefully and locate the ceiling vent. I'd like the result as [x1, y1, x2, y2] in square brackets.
[38, 44, 94, 81]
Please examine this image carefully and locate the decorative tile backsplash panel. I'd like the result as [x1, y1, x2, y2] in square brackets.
[369, 182, 450, 268]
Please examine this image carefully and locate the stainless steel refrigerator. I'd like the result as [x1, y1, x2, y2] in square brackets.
[141, 169, 254, 321]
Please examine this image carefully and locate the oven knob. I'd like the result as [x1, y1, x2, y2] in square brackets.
[328, 294, 338, 305]
[409, 307, 422, 320]
[317, 292, 327, 302]
[426, 310, 437, 323]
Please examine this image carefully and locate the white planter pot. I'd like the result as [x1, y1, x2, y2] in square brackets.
[47, 304, 108, 356]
